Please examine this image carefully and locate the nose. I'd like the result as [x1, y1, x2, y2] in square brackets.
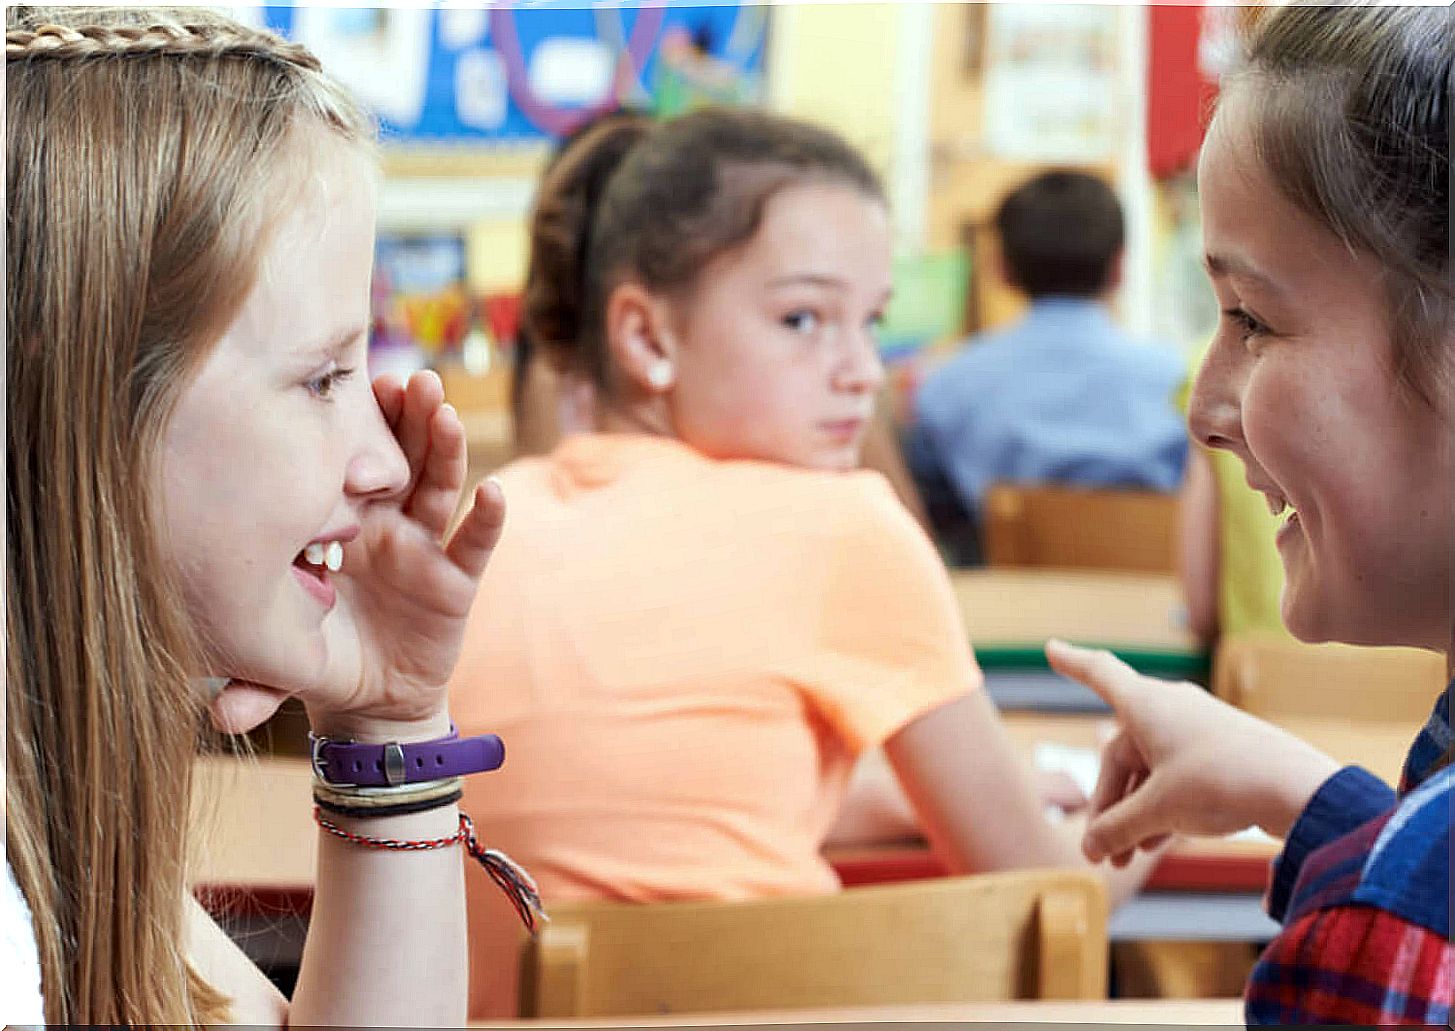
[1186, 335, 1245, 455]
[345, 387, 410, 499]
[833, 327, 885, 395]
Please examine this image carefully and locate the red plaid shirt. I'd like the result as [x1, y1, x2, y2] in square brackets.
[1245, 688, 1452, 1025]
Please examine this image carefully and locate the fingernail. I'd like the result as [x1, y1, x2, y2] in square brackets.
[440, 402, 457, 420]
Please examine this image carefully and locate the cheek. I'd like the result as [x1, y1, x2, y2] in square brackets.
[1240, 360, 1336, 491]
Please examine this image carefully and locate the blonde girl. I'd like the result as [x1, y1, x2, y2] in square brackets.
[7, 6, 509, 1024]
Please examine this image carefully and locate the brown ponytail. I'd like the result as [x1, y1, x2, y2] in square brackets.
[522, 111, 654, 379]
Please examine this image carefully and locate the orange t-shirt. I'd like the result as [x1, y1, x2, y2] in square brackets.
[451, 433, 979, 928]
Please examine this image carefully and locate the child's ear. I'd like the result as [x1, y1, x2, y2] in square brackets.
[605, 281, 681, 395]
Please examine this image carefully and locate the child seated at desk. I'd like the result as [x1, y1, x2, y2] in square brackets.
[449, 107, 1152, 1018]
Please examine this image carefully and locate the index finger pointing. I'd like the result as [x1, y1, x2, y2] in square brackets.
[1045, 639, 1143, 713]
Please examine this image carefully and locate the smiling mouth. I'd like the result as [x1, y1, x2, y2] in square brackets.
[291, 541, 343, 608]
[301, 540, 344, 573]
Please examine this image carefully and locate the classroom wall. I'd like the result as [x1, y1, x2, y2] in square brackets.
[376, 4, 1157, 357]
[765, 4, 901, 178]
[423, 4, 916, 297]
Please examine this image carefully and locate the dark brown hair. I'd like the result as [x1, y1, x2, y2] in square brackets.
[1225, 1, 1452, 410]
[522, 106, 885, 393]
[995, 170, 1124, 298]
[514, 108, 653, 415]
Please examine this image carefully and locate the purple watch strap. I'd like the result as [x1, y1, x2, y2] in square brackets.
[310, 726, 505, 786]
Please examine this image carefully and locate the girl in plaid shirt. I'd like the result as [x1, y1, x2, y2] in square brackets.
[1046, 2, 1452, 1024]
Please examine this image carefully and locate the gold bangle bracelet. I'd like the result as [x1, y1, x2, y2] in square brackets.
[312, 776, 463, 811]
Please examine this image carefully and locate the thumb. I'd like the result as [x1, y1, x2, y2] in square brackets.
[1082, 772, 1173, 863]
[1045, 639, 1143, 715]
[209, 680, 290, 735]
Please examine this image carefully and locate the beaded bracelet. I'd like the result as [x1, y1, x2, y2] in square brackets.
[313, 808, 547, 932]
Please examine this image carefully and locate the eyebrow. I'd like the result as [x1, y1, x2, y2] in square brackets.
[766, 275, 894, 306]
[1204, 253, 1283, 295]
[304, 325, 367, 362]
[766, 273, 849, 290]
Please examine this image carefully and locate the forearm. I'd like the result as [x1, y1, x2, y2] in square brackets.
[1049, 817, 1162, 908]
[290, 802, 467, 1026]
[890, 696, 1102, 872]
[289, 711, 470, 1026]
[887, 694, 1159, 907]
[1247, 735, 1344, 840]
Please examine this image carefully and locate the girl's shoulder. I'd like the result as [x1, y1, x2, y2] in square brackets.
[1287, 765, 1451, 940]
[721, 459, 901, 509]
[1354, 765, 1452, 936]
[719, 461, 923, 540]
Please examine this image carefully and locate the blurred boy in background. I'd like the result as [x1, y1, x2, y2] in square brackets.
[909, 171, 1188, 562]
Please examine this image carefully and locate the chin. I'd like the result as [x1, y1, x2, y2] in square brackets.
[1281, 578, 1330, 644]
[228, 630, 330, 693]
[814, 443, 863, 472]
[1282, 583, 1383, 648]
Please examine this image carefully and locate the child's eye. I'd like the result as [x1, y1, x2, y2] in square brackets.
[1223, 307, 1270, 341]
[306, 365, 355, 400]
[782, 310, 821, 334]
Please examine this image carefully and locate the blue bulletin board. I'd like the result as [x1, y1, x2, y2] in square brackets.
[253, 4, 769, 144]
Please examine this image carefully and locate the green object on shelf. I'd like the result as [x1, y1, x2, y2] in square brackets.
[975, 643, 1210, 681]
[878, 250, 970, 356]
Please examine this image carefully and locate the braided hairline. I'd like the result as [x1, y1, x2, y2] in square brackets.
[5, 21, 321, 70]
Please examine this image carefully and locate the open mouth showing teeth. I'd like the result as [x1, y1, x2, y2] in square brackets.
[295, 540, 343, 580]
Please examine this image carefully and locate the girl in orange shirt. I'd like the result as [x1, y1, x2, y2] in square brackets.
[452, 108, 1150, 1016]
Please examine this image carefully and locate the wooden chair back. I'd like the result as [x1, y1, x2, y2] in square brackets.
[982, 484, 1179, 574]
[1213, 633, 1445, 725]
[518, 870, 1107, 1019]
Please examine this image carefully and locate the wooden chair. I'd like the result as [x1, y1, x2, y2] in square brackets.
[518, 870, 1107, 1019]
[982, 484, 1179, 574]
[1213, 632, 1445, 725]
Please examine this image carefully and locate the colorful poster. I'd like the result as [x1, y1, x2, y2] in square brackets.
[981, 5, 1120, 163]
[243, 4, 769, 143]
[371, 232, 468, 356]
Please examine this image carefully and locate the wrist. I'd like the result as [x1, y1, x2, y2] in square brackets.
[318, 799, 462, 840]
[1255, 746, 1342, 838]
[307, 708, 454, 744]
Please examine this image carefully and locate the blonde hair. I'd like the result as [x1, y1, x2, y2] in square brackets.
[6, 7, 372, 1023]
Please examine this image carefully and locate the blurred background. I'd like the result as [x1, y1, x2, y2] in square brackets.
[228, 1, 1235, 480]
